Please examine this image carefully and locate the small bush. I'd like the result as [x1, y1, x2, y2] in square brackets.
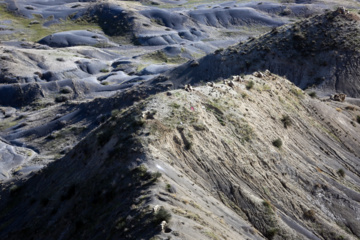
[184, 141, 193, 150]
[281, 115, 292, 128]
[291, 87, 304, 98]
[166, 184, 172, 192]
[153, 207, 171, 224]
[246, 81, 254, 90]
[169, 103, 180, 109]
[356, 115, 360, 124]
[309, 91, 317, 98]
[272, 138, 282, 148]
[303, 209, 316, 221]
[152, 172, 162, 181]
[100, 68, 109, 73]
[55, 95, 68, 103]
[265, 228, 279, 239]
[262, 200, 274, 213]
[337, 169, 345, 178]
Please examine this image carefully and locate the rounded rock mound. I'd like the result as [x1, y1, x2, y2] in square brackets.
[38, 30, 112, 48]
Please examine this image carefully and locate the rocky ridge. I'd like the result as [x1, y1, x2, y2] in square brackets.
[163, 8, 360, 97]
[1, 72, 359, 240]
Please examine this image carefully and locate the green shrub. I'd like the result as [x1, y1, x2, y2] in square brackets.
[309, 91, 317, 98]
[184, 141, 193, 150]
[151, 172, 162, 181]
[246, 81, 254, 90]
[281, 115, 292, 128]
[272, 138, 282, 148]
[303, 209, 316, 221]
[357, 115, 360, 124]
[55, 95, 68, 103]
[265, 228, 279, 239]
[166, 184, 171, 192]
[337, 168, 345, 178]
[100, 68, 109, 73]
[262, 200, 274, 214]
[153, 207, 171, 224]
[291, 87, 304, 98]
[169, 103, 180, 109]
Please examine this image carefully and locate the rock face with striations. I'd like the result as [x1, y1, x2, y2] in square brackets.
[0, 72, 359, 240]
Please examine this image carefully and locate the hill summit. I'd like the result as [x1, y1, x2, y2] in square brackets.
[165, 8, 360, 97]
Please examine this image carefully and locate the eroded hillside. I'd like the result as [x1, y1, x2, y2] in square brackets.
[1, 72, 360, 240]
[165, 8, 360, 97]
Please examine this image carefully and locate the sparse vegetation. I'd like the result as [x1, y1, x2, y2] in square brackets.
[337, 168, 345, 178]
[153, 207, 171, 224]
[272, 138, 283, 148]
[55, 95, 68, 103]
[291, 87, 304, 98]
[309, 91, 317, 98]
[143, 51, 186, 64]
[303, 209, 316, 221]
[263, 200, 275, 214]
[246, 80, 254, 90]
[100, 68, 109, 73]
[3, 5, 360, 240]
[150, 18, 165, 26]
[265, 228, 279, 240]
[204, 102, 226, 126]
[169, 102, 180, 109]
[0, 5, 101, 42]
[228, 117, 253, 143]
[152, 172, 162, 181]
[281, 115, 292, 128]
[204, 231, 220, 240]
[0, 119, 18, 131]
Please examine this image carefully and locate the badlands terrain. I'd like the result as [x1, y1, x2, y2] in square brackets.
[0, 0, 360, 239]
